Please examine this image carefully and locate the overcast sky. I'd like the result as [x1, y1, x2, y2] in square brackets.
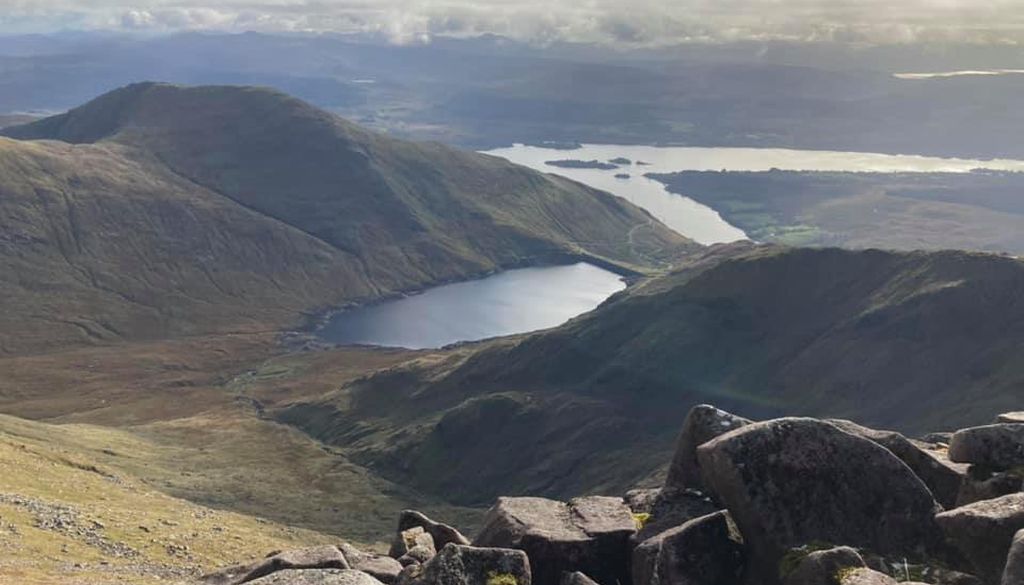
[2, 0, 1024, 45]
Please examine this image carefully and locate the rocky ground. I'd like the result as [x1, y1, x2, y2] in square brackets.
[197, 405, 1024, 585]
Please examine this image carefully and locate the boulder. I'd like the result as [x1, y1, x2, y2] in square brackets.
[631, 511, 744, 585]
[697, 418, 942, 583]
[781, 546, 865, 585]
[398, 543, 531, 585]
[625, 489, 661, 515]
[390, 527, 436, 560]
[957, 467, 1023, 507]
[838, 568, 898, 585]
[936, 493, 1024, 583]
[664, 405, 752, 492]
[396, 510, 471, 551]
[398, 545, 436, 567]
[829, 419, 968, 509]
[1003, 530, 1024, 585]
[246, 569, 385, 585]
[633, 488, 720, 543]
[949, 425, 1024, 469]
[474, 496, 635, 585]
[339, 543, 403, 584]
[560, 572, 600, 585]
[201, 546, 351, 585]
[998, 414, 1024, 425]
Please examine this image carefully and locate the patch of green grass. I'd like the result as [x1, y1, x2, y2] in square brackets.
[487, 571, 520, 585]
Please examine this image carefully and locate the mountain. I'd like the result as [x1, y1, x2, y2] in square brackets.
[0, 83, 692, 355]
[276, 244, 1024, 505]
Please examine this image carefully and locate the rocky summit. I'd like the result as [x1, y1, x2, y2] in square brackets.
[202, 405, 1024, 585]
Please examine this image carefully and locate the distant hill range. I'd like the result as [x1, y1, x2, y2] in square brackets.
[278, 244, 1024, 505]
[0, 83, 692, 355]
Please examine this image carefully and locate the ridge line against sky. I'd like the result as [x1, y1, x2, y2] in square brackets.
[2, 1, 1024, 46]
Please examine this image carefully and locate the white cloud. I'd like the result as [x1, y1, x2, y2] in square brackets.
[1, 0, 1023, 44]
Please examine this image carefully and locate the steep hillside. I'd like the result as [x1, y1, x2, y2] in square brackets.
[277, 244, 1024, 505]
[0, 83, 691, 355]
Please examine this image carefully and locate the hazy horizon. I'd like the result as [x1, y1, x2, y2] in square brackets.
[3, 0, 1024, 46]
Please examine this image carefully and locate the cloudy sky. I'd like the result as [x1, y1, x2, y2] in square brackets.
[2, 0, 1023, 45]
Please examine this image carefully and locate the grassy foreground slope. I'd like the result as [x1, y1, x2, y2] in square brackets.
[0, 413, 340, 585]
[0, 335, 480, 545]
[277, 244, 1024, 505]
[0, 83, 693, 355]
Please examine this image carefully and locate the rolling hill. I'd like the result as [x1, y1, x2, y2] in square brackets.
[276, 244, 1024, 505]
[0, 83, 693, 355]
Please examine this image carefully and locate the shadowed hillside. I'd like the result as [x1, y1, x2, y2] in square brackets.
[276, 244, 1024, 505]
[0, 83, 693, 355]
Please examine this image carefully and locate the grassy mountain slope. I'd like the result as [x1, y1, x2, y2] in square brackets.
[0, 413, 340, 585]
[276, 244, 1024, 505]
[0, 334, 480, 544]
[0, 83, 693, 355]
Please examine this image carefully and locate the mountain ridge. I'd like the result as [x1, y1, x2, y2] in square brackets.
[0, 83, 694, 355]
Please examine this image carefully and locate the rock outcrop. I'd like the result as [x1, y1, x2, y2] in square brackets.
[949, 425, 1024, 469]
[829, 419, 968, 509]
[936, 493, 1024, 583]
[664, 405, 752, 493]
[394, 511, 470, 552]
[204, 405, 1024, 585]
[202, 546, 352, 585]
[391, 527, 437, 566]
[397, 543, 530, 585]
[696, 418, 942, 582]
[474, 496, 635, 585]
[631, 510, 744, 585]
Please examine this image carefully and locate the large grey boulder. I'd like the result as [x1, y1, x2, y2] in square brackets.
[395, 510, 471, 552]
[1003, 530, 1024, 585]
[397, 543, 531, 585]
[949, 425, 1024, 469]
[664, 405, 752, 493]
[631, 511, 743, 585]
[829, 419, 968, 509]
[201, 546, 351, 585]
[339, 543, 404, 584]
[246, 569, 385, 585]
[936, 493, 1024, 583]
[474, 496, 635, 585]
[781, 546, 865, 585]
[697, 418, 942, 583]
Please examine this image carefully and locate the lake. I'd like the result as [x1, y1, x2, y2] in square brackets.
[484, 143, 1024, 245]
[894, 70, 1024, 80]
[321, 143, 1024, 349]
[317, 263, 625, 349]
